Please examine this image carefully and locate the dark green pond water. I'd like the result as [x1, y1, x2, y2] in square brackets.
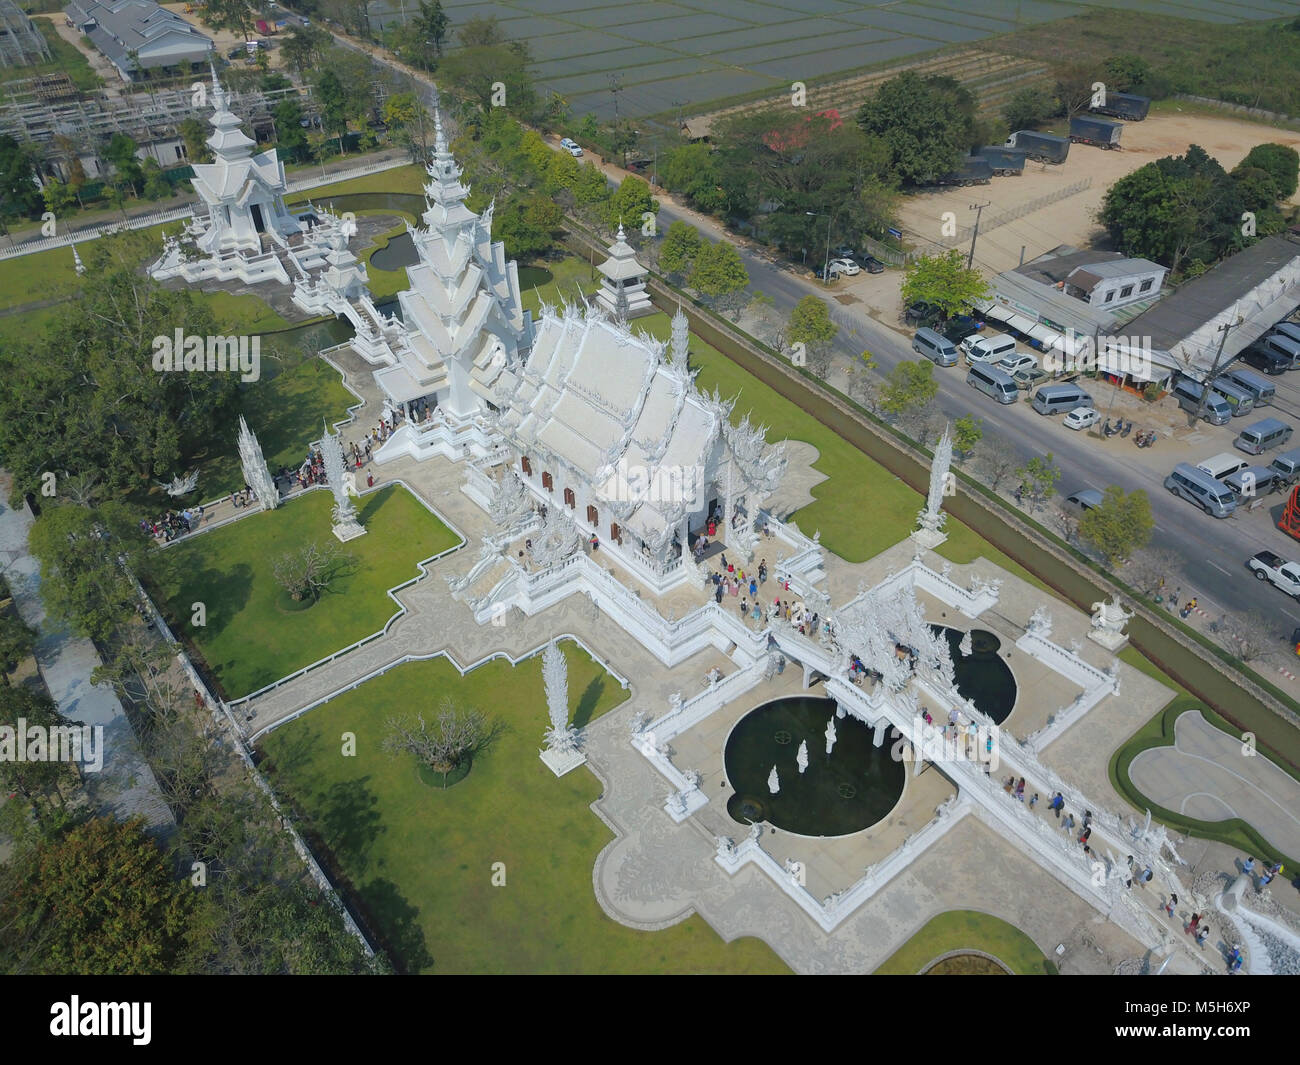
[724, 696, 904, 837]
[935, 626, 1016, 725]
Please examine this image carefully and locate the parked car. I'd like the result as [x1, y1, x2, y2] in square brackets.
[860, 255, 885, 274]
[832, 246, 857, 259]
[559, 137, 583, 156]
[942, 314, 982, 342]
[1248, 550, 1300, 598]
[904, 300, 942, 326]
[997, 352, 1039, 376]
[828, 257, 859, 276]
[1011, 365, 1049, 391]
[1063, 488, 1103, 512]
[1063, 406, 1102, 431]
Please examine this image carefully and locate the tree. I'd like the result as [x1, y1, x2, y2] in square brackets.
[788, 295, 838, 373]
[495, 193, 562, 259]
[315, 70, 350, 151]
[846, 351, 878, 410]
[1125, 546, 1186, 600]
[900, 250, 989, 321]
[272, 541, 352, 603]
[0, 233, 237, 504]
[856, 72, 976, 185]
[572, 161, 610, 209]
[1101, 145, 1246, 274]
[689, 239, 749, 307]
[439, 28, 536, 119]
[1213, 610, 1279, 664]
[974, 434, 1019, 493]
[0, 613, 36, 675]
[659, 143, 725, 213]
[658, 220, 701, 280]
[1236, 143, 1299, 201]
[274, 98, 310, 163]
[105, 133, 143, 196]
[878, 360, 938, 422]
[1002, 87, 1057, 131]
[409, 0, 449, 69]
[1102, 55, 1154, 94]
[605, 174, 656, 232]
[0, 816, 193, 974]
[382, 698, 498, 785]
[0, 686, 69, 815]
[952, 414, 983, 458]
[203, 0, 256, 41]
[41, 179, 78, 220]
[382, 91, 427, 162]
[27, 502, 158, 643]
[457, 14, 505, 46]
[178, 117, 212, 164]
[1078, 485, 1154, 565]
[1015, 454, 1062, 510]
[281, 25, 330, 80]
[0, 135, 43, 220]
[1054, 63, 1099, 118]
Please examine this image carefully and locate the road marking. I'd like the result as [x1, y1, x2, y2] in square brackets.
[1206, 561, 1231, 576]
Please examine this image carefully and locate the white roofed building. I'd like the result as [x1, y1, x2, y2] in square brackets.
[594, 223, 653, 320]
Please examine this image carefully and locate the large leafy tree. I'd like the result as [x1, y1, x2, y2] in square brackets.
[878, 359, 938, 421]
[0, 687, 70, 817]
[28, 501, 160, 643]
[407, 0, 450, 69]
[0, 817, 193, 974]
[689, 239, 749, 305]
[1101, 145, 1247, 273]
[1079, 485, 1154, 566]
[605, 174, 656, 232]
[1002, 87, 1056, 131]
[495, 193, 562, 259]
[314, 70, 351, 149]
[1235, 143, 1299, 201]
[439, 22, 536, 119]
[0, 135, 43, 221]
[281, 25, 330, 80]
[659, 220, 702, 281]
[715, 107, 895, 251]
[274, 98, 310, 163]
[788, 295, 838, 353]
[660, 143, 725, 214]
[900, 250, 989, 321]
[0, 233, 237, 504]
[856, 72, 976, 186]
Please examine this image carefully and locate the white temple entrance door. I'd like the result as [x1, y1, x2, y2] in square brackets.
[251, 203, 265, 233]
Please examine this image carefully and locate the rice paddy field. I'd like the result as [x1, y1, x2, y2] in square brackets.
[367, 0, 1300, 120]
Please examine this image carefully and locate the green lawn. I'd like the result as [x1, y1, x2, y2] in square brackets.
[188, 359, 357, 500]
[361, 221, 412, 302]
[156, 485, 461, 698]
[287, 164, 428, 202]
[258, 651, 789, 974]
[195, 289, 293, 334]
[874, 910, 1052, 974]
[519, 256, 601, 316]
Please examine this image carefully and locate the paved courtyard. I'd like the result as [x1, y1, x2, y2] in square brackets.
[1131, 711, 1300, 858]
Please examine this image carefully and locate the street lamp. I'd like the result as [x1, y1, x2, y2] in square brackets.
[806, 209, 838, 285]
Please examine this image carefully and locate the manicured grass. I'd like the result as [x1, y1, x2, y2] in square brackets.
[0, 305, 61, 346]
[258, 651, 789, 974]
[519, 256, 601, 316]
[1109, 696, 1300, 871]
[195, 289, 293, 334]
[188, 359, 357, 500]
[874, 909, 1052, 975]
[0, 241, 83, 311]
[361, 221, 411, 302]
[683, 319, 1063, 590]
[287, 164, 428, 202]
[156, 485, 460, 698]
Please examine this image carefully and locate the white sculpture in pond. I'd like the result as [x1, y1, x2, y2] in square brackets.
[768, 765, 780, 794]
[797, 740, 809, 774]
[825, 716, 837, 756]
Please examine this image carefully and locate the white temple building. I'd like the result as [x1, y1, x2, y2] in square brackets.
[594, 223, 654, 320]
[150, 65, 346, 287]
[350, 111, 533, 430]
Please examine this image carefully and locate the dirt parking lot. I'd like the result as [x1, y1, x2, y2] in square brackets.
[897, 109, 1300, 275]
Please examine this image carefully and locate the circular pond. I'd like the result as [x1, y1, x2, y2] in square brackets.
[934, 626, 1016, 724]
[724, 696, 905, 837]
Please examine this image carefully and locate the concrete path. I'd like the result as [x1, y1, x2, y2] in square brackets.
[0, 481, 173, 837]
[1131, 710, 1300, 857]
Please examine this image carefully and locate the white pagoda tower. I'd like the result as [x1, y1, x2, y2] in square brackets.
[363, 110, 533, 434]
[594, 223, 653, 320]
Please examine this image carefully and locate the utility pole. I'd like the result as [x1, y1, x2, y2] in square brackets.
[1193, 303, 1244, 423]
[966, 200, 990, 270]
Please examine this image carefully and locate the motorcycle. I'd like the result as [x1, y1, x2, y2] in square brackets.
[1102, 418, 1114, 436]
[1120, 420, 1132, 437]
[1135, 429, 1157, 448]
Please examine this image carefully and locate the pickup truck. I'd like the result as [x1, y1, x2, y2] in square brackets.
[1248, 550, 1300, 598]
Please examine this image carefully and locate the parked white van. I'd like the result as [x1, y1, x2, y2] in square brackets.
[962, 332, 1017, 366]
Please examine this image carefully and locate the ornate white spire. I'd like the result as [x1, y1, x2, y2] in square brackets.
[236, 415, 278, 511]
[542, 638, 577, 753]
[320, 421, 365, 540]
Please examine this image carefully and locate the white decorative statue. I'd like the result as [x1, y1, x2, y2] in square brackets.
[1089, 595, 1134, 651]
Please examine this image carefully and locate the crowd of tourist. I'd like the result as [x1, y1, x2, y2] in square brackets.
[141, 505, 205, 543]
